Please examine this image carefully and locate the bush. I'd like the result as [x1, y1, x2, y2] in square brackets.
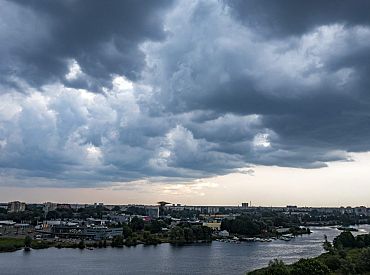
[291, 258, 330, 275]
[143, 234, 161, 245]
[333, 231, 357, 249]
[78, 239, 85, 249]
[125, 237, 137, 246]
[339, 259, 356, 274]
[111, 235, 124, 247]
[357, 248, 370, 272]
[31, 240, 50, 249]
[265, 259, 290, 275]
[24, 236, 32, 248]
[323, 255, 341, 271]
[122, 224, 132, 238]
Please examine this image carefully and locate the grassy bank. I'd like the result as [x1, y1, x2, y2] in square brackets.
[0, 238, 25, 252]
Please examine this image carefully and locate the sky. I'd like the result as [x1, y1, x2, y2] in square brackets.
[1, 0, 370, 206]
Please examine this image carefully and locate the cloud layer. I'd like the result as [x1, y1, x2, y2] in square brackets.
[1, 0, 370, 187]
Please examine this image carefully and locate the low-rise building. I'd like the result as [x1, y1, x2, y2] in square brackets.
[51, 225, 123, 240]
[84, 227, 123, 240]
[203, 222, 221, 231]
[0, 220, 16, 226]
[86, 218, 108, 226]
[109, 214, 130, 223]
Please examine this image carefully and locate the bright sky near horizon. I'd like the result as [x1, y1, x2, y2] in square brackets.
[1, 0, 370, 206]
[1, 152, 369, 207]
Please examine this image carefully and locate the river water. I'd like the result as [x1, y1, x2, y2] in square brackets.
[1, 225, 369, 275]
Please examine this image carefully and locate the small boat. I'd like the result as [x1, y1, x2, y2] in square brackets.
[261, 238, 272, 242]
[243, 238, 255, 242]
[280, 237, 291, 241]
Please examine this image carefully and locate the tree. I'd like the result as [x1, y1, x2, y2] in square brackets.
[78, 239, 85, 249]
[46, 210, 59, 220]
[291, 259, 330, 275]
[125, 237, 138, 246]
[183, 227, 194, 243]
[323, 235, 334, 254]
[142, 231, 160, 245]
[264, 259, 290, 275]
[122, 224, 133, 238]
[111, 235, 124, 247]
[24, 236, 32, 249]
[130, 216, 144, 232]
[169, 226, 185, 244]
[149, 220, 165, 234]
[221, 215, 261, 236]
[112, 206, 121, 212]
[323, 255, 341, 271]
[358, 248, 370, 272]
[333, 231, 357, 248]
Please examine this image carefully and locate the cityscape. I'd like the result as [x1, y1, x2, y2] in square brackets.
[1, 200, 370, 243]
[2, 0, 370, 274]
[2, 200, 370, 273]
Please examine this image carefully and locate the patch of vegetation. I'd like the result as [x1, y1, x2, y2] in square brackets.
[31, 240, 53, 249]
[0, 238, 24, 252]
[248, 231, 370, 275]
[169, 225, 212, 244]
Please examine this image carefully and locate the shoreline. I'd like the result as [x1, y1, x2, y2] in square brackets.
[0, 237, 213, 254]
[248, 229, 370, 274]
[0, 225, 342, 254]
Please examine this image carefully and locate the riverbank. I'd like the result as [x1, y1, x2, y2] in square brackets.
[0, 229, 309, 253]
[0, 226, 340, 254]
[0, 237, 75, 253]
[0, 238, 25, 252]
[0, 235, 212, 253]
[248, 230, 370, 274]
[248, 248, 370, 274]
[0, 227, 357, 275]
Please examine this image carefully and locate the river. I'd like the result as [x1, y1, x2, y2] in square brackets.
[1, 225, 369, 275]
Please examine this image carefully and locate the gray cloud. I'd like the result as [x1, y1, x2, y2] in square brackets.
[225, 0, 370, 38]
[1, 0, 173, 91]
[1, 0, 370, 187]
[144, 1, 370, 166]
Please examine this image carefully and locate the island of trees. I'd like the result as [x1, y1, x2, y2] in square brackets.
[0, 215, 213, 253]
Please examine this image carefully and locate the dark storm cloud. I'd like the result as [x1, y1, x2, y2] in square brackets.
[1, 0, 370, 188]
[225, 0, 370, 38]
[144, 0, 370, 168]
[1, 0, 172, 90]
